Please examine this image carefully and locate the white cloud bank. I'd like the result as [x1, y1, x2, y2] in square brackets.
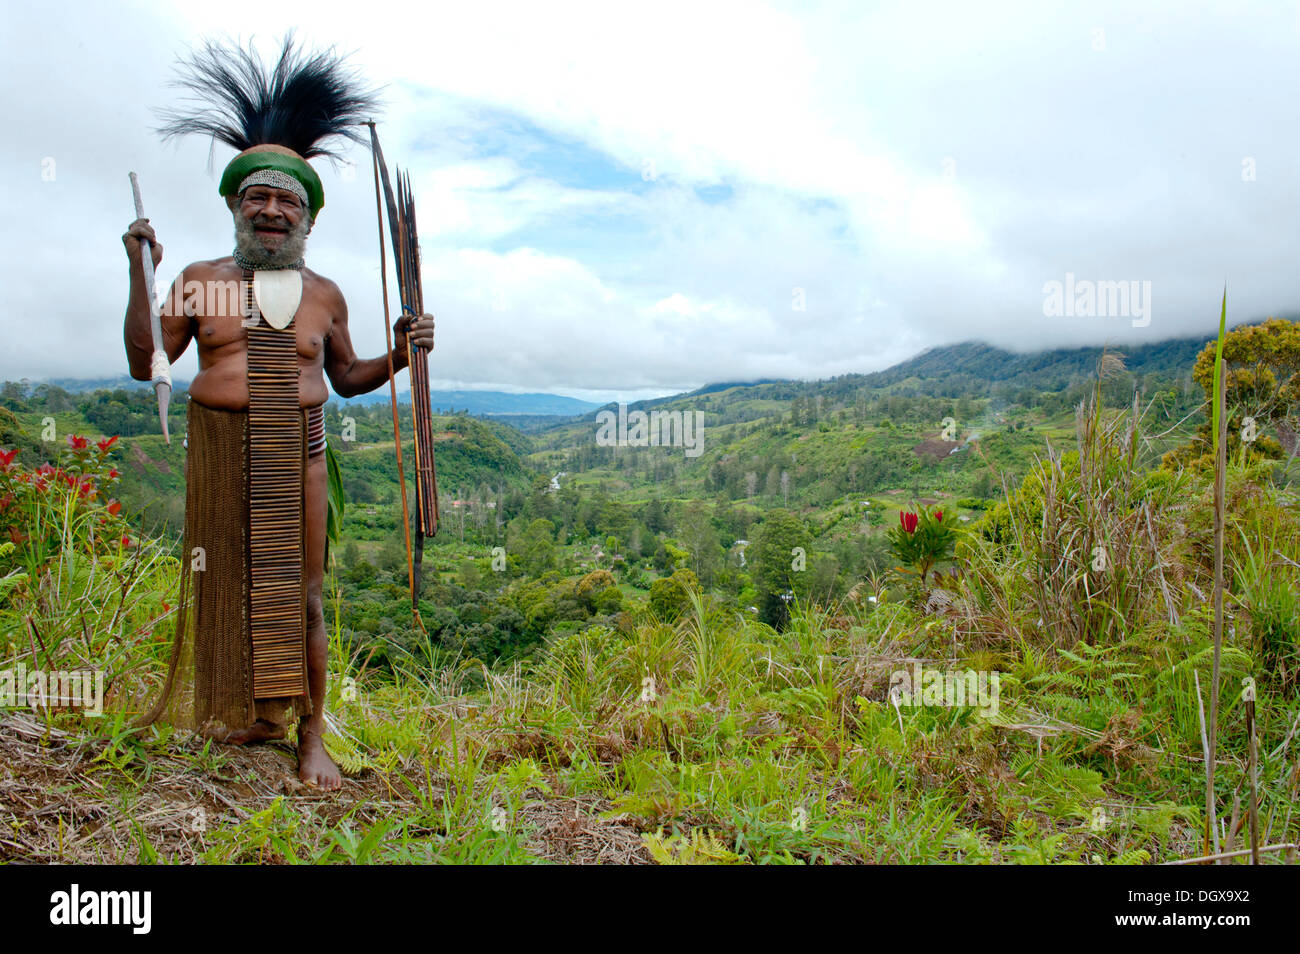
[2, 0, 1297, 401]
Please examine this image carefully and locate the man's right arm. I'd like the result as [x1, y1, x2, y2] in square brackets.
[123, 217, 193, 381]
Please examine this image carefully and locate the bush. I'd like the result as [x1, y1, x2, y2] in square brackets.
[648, 568, 699, 621]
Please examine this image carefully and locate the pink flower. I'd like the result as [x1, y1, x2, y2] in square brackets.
[900, 512, 918, 534]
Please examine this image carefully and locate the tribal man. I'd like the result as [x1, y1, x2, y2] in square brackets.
[124, 38, 432, 790]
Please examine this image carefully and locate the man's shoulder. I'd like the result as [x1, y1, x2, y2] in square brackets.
[178, 256, 239, 280]
[302, 268, 346, 306]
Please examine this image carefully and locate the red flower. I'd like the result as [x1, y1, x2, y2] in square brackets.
[120, 535, 133, 548]
[162, 602, 171, 613]
[78, 479, 95, 498]
[900, 511, 918, 534]
[107, 499, 122, 516]
[67, 435, 88, 450]
[0, 447, 16, 469]
[0, 493, 13, 511]
[96, 436, 119, 454]
[107, 468, 120, 480]
[934, 510, 943, 522]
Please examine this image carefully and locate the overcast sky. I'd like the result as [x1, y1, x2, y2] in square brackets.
[2, 0, 1297, 403]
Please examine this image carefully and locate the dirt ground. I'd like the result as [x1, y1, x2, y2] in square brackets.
[0, 712, 652, 864]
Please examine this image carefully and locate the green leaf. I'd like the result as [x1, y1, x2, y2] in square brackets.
[325, 442, 346, 548]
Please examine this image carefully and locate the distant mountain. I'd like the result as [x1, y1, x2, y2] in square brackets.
[599, 379, 788, 413]
[31, 375, 185, 394]
[339, 388, 602, 417]
[11, 375, 600, 419]
[7, 334, 1219, 418]
[860, 337, 1207, 390]
[525, 333, 1223, 434]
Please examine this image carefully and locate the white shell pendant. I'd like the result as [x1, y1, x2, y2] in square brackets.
[253, 270, 303, 330]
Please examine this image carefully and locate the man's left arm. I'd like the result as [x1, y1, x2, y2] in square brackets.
[324, 284, 435, 398]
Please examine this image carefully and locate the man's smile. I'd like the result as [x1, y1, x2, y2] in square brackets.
[252, 218, 291, 239]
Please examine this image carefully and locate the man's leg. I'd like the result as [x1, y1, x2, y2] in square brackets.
[297, 451, 342, 789]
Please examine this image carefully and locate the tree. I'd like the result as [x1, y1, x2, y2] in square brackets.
[0, 381, 27, 411]
[520, 518, 557, 577]
[575, 569, 617, 611]
[649, 568, 699, 621]
[751, 509, 811, 629]
[1164, 317, 1300, 470]
[678, 500, 724, 589]
[765, 465, 781, 497]
[378, 533, 405, 572]
[644, 497, 668, 533]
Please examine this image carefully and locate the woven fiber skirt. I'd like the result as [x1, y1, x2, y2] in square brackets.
[138, 398, 311, 736]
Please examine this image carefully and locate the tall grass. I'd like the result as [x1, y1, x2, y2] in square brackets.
[5, 346, 1299, 863]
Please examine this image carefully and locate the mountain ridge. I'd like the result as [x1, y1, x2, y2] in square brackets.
[12, 331, 1222, 422]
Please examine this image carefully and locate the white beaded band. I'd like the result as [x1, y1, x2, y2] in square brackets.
[237, 169, 310, 209]
[150, 349, 171, 387]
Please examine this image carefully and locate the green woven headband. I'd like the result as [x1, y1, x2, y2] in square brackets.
[219, 151, 324, 216]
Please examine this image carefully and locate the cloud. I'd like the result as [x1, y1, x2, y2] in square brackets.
[2, 0, 1297, 400]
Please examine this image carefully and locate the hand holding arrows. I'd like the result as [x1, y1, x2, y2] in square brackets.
[394, 312, 436, 353]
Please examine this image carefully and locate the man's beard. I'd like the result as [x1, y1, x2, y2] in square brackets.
[233, 213, 310, 268]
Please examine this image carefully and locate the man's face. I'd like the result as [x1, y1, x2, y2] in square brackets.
[232, 185, 313, 267]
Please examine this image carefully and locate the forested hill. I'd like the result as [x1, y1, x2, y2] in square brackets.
[855, 337, 1207, 392]
[533, 335, 1211, 432]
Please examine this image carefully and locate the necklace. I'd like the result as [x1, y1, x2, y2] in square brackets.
[233, 249, 304, 272]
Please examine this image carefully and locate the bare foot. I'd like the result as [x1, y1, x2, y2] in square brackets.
[224, 718, 286, 745]
[297, 728, 342, 790]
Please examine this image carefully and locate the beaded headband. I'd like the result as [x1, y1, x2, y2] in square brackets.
[237, 169, 311, 211]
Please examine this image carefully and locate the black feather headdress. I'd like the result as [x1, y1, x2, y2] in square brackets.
[157, 34, 381, 215]
[159, 33, 379, 158]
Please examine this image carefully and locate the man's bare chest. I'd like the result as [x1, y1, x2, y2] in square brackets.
[190, 277, 332, 361]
